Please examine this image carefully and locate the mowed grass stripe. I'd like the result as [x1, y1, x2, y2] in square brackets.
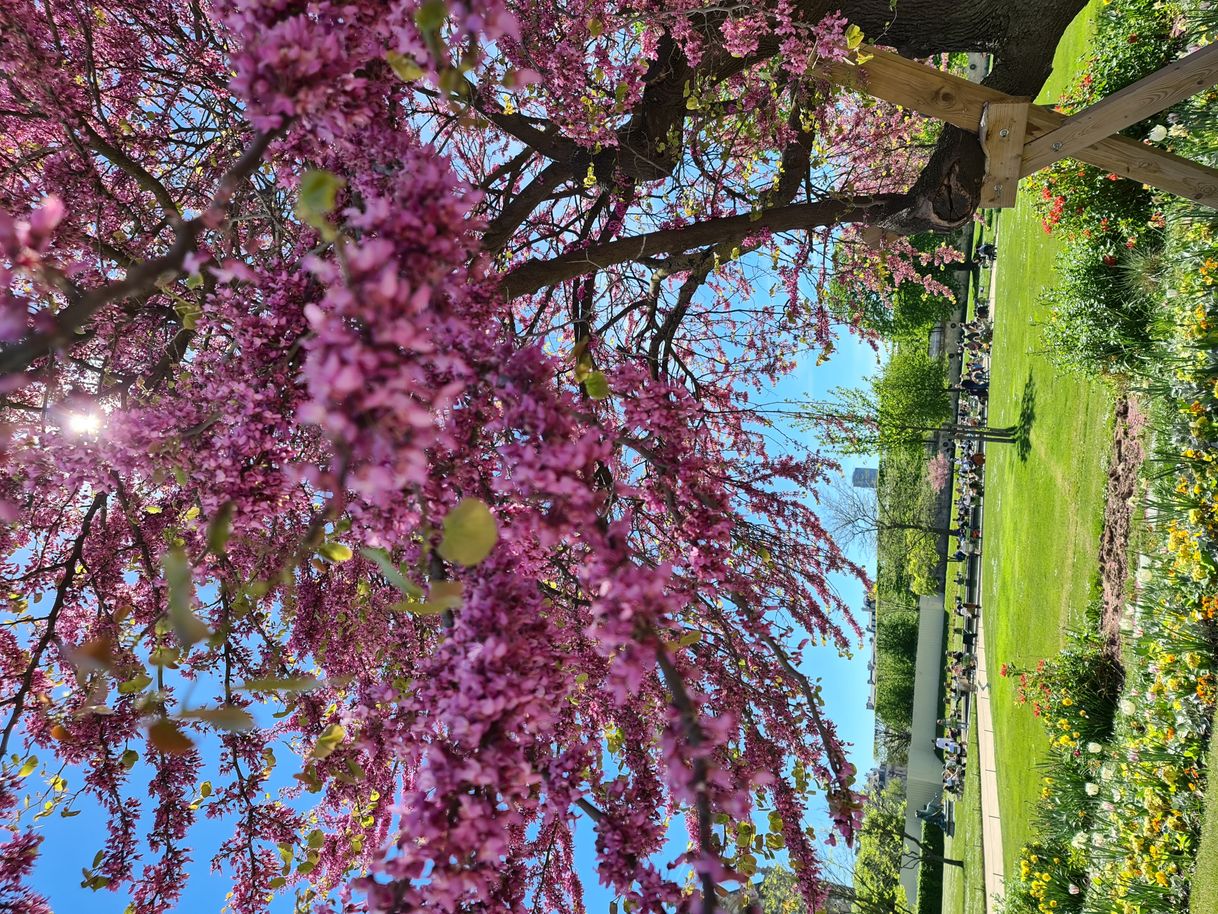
[981, 0, 1116, 880]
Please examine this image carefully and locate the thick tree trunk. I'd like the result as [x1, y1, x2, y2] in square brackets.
[838, 0, 1091, 232]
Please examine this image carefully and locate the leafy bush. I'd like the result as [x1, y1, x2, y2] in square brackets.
[905, 533, 942, 596]
[915, 822, 945, 914]
[876, 609, 920, 660]
[1040, 241, 1164, 376]
[874, 653, 916, 732]
[1003, 630, 1124, 752]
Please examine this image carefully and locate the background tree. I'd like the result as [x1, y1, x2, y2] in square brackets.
[822, 464, 948, 555]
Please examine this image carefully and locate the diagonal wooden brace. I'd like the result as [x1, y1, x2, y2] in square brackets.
[1021, 41, 1218, 176]
[978, 100, 1030, 208]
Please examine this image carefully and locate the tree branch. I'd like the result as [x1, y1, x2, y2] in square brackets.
[501, 194, 904, 298]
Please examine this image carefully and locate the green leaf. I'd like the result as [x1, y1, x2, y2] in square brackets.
[414, 0, 447, 32]
[17, 757, 37, 777]
[149, 645, 180, 668]
[587, 17, 604, 37]
[437, 498, 498, 567]
[183, 706, 255, 732]
[239, 675, 322, 693]
[386, 50, 424, 82]
[207, 501, 235, 556]
[162, 548, 210, 649]
[268, 877, 287, 890]
[844, 24, 864, 50]
[295, 170, 345, 236]
[307, 829, 325, 849]
[199, 780, 212, 798]
[317, 542, 353, 563]
[118, 673, 152, 695]
[310, 723, 346, 760]
[583, 370, 611, 400]
[359, 547, 422, 596]
[120, 749, 139, 769]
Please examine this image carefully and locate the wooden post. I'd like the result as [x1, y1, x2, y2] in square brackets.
[978, 101, 1030, 208]
[1021, 42, 1218, 175]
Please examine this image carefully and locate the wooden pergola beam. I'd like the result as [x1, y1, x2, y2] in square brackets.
[1021, 42, 1218, 175]
[815, 45, 1218, 208]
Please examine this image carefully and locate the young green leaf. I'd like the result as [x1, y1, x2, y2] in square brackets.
[183, 706, 255, 732]
[359, 547, 422, 596]
[317, 542, 354, 563]
[437, 498, 498, 566]
[161, 548, 210, 649]
[296, 170, 345, 236]
[310, 723, 346, 760]
[117, 673, 153, 695]
[386, 50, 424, 82]
[148, 719, 194, 756]
[238, 675, 322, 693]
[583, 370, 611, 400]
[207, 501, 235, 556]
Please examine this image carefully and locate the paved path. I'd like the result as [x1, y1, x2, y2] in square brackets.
[974, 614, 1005, 912]
[976, 222, 1005, 914]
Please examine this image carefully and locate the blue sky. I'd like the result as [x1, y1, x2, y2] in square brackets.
[24, 326, 883, 914]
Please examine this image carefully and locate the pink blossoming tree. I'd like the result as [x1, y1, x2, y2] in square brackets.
[0, 1, 1084, 912]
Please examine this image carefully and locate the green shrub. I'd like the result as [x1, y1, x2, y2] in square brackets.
[876, 609, 920, 661]
[915, 822, 945, 914]
[874, 653, 916, 732]
[905, 533, 942, 595]
[1040, 241, 1163, 376]
[1003, 630, 1124, 751]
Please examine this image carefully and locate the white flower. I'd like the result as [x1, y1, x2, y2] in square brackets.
[1087, 741, 1103, 754]
[1101, 763, 1114, 781]
[1085, 782, 1101, 797]
[1120, 699, 1136, 715]
[1071, 831, 1088, 849]
[1069, 884, 1081, 895]
[1148, 124, 1168, 142]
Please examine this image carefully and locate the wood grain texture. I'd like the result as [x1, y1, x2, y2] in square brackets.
[1021, 42, 1218, 174]
[979, 101, 1031, 208]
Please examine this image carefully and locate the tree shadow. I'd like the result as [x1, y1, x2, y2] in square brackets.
[1013, 371, 1036, 462]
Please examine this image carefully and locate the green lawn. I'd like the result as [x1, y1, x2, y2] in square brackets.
[982, 1, 1115, 878]
[1192, 736, 1218, 914]
[938, 8, 1117, 912]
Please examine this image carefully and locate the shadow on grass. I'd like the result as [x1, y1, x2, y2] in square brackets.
[1013, 372, 1036, 462]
